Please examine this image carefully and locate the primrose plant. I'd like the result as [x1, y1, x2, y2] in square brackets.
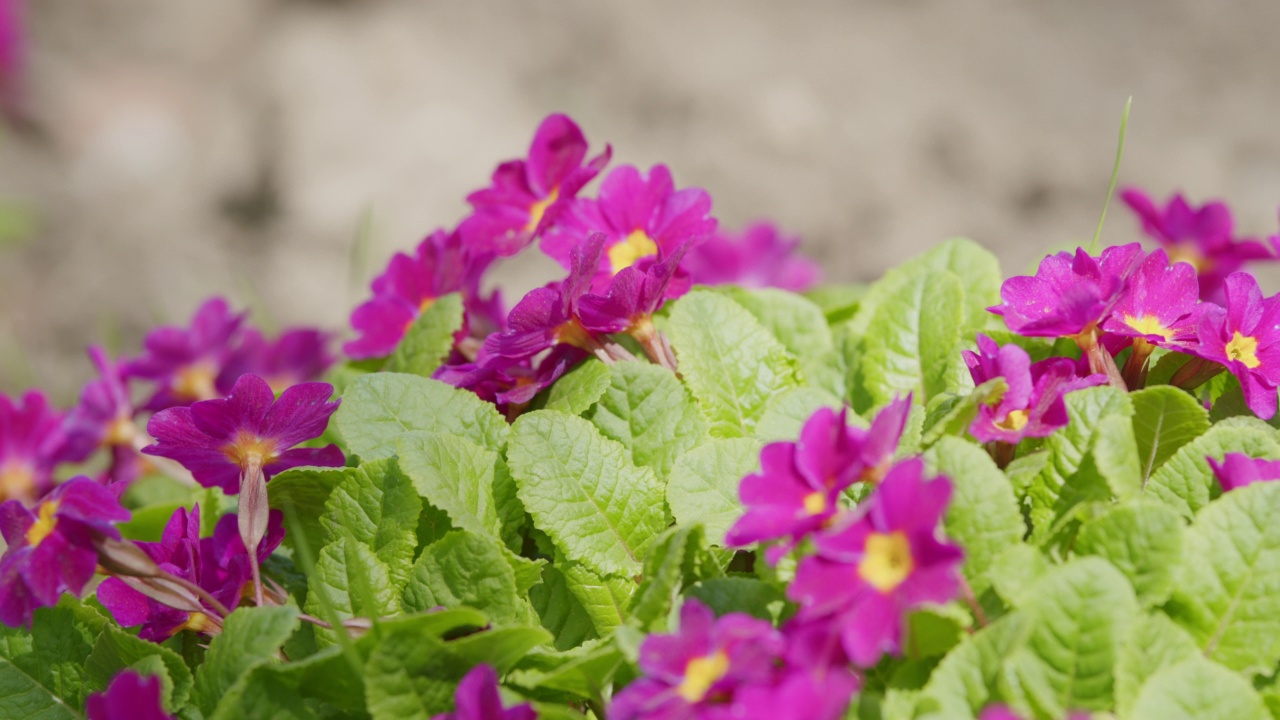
[4, 113, 1280, 720]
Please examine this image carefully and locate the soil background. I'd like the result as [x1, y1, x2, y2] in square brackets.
[2, 0, 1279, 398]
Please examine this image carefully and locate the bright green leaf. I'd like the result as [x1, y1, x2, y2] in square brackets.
[586, 361, 709, 479]
[396, 432, 503, 539]
[306, 536, 402, 648]
[543, 358, 612, 416]
[1130, 385, 1211, 481]
[1146, 416, 1280, 520]
[401, 531, 531, 626]
[385, 293, 464, 377]
[1129, 657, 1268, 720]
[1114, 613, 1200, 716]
[666, 438, 763, 546]
[1076, 500, 1184, 607]
[191, 606, 300, 715]
[320, 458, 422, 588]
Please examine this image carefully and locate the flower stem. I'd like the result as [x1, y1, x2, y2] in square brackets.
[238, 457, 270, 606]
[958, 575, 988, 629]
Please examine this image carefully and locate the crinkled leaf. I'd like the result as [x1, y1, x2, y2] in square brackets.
[507, 410, 666, 577]
[543, 358, 612, 416]
[925, 437, 1025, 595]
[268, 465, 348, 560]
[191, 605, 300, 715]
[1129, 657, 1268, 720]
[665, 290, 799, 438]
[335, 373, 508, 460]
[401, 531, 531, 626]
[530, 565, 599, 651]
[666, 438, 763, 546]
[385, 293, 464, 377]
[914, 611, 1033, 718]
[629, 525, 722, 630]
[1076, 500, 1183, 607]
[1130, 385, 1211, 481]
[754, 386, 863, 443]
[921, 378, 1008, 448]
[86, 623, 193, 711]
[1114, 613, 1200, 716]
[306, 536, 402, 648]
[509, 639, 624, 702]
[1146, 416, 1280, 520]
[1166, 481, 1280, 675]
[321, 457, 421, 588]
[208, 664, 320, 720]
[559, 561, 635, 639]
[586, 361, 709, 480]
[397, 431, 503, 539]
[0, 598, 106, 719]
[722, 286, 846, 397]
[986, 544, 1050, 609]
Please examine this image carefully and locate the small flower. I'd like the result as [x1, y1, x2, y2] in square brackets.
[541, 164, 716, 290]
[682, 222, 821, 292]
[435, 346, 589, 416]
[125, 297, 247, 410]
[1099, 248, 1202, 348]
[729, 666, 859, 720]
[62, 347, 141, 487]
[577, 242, 691, 336]
[0, 478, 130, 627]
[1207, 452, 1280, 493]
[219, 327, 336, 395]
[97, 504, 283, 641]
[1121, 187, 1275, 303]
[1188, 272, 1280, 419]
[460, 113, 611, 257]
[989, 244, 1144, 339]
[86, 671, 174, 720]
[432, 664, 536, 720]
[610, 600, 784, 720]
[0, 389, 77, 504]
[725, 398, 913, 563]
[345, 229, 493, 360]
[963, 335, 1104, 444]
[788, 459, 963, 666]
[143, 374, 344, 494]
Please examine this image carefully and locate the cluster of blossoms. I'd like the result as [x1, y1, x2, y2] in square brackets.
[344, 114, 820, 415]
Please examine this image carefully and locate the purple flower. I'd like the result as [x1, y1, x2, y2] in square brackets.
[0, 478, 130, 627]
[345, 229, 492, 360]
[460, 113, 611, 258]
[788, 459, 963, 666]
[1188, 272, 1280, 419]
[1207, 452, 1280, 493]
[432, 665, 535, 720]
[1, 389, 76, 504]
[126, 297, 247, 410]
[729, 667, 859, 720]
[218, 327, 336, 395]
[577, 242, 691, 335]
[610, 600, 784, 720]
[97, 504, 283, 640]
[541, 164, 717, 291]
[1099, 248, 1202, 348]
[1121, 187, 1275, 303]
[435, 346, 588, 415]
[963, 335, 1104, 444]
[62, 347, 140, 485]
[682, 222, 821, 292]
[990, 244, 1144, 339]
[86, 671, 173, 720]
[143, 374, 343, 494]
[725, 398, 913, 563]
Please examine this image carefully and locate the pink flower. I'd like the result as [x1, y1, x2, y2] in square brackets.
[86, 671, 173, 720]
[432, 665, 535, 720]
[125, 297, 247, 410]
[989, 244, 1144, 339]
[1188, 273, 1280, 419]
[683, 222, 820, 292]
[1, 389, 79, 504]
[1207, 452, 1280, 493]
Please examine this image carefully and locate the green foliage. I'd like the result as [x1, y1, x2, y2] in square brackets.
[385, 293, 465, 377]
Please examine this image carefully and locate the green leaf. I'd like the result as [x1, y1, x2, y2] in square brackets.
[401, 531, 530, 626]
[665, 290, 799, 438]
[858, 268, 967, 408]
[986, 544, 1050, 609]
[914, 611, 1033, 718]
[1130, 385, 1211, 481]
[906, 606, 970, 660]
[1076, 500, 1184, 607]
[1146, 416, 1280, 519]
[559, 561, 636, 639]
[396, 432, 503, 539]
[586, 361, 709, 479]
[805, 284, 866, 324]
[335, 373, 508, 461]
[509, 639, 624, 702]
[191, 606, 300, 715]
[306, 536, 402, 647]
[268, 465, 348, 560]
[920, 378, 1008, 448]
[507, 410, 666, 577]
[86, 624, 194, 710]
[208, 665, 320, 720]
[543, 358, 612, 415]
[666, 438, 763, 546]
[1129, 657, 1268, 720]
[684, 578, 784, 622]
[629, 525, 722, 630]
[1166, 481, 1280, 675]
[924, 437, 1025, 595]
[754, 386, 861, 443]
[530, 565, 599, 651]
[1008, 558, 1138, 717]
[1114, 613, 1200, 716]
[385, 293, 464, 377]
[722, 286, 846, 397]
[320, 458, 421, 587]
[0, 599, 107, 719]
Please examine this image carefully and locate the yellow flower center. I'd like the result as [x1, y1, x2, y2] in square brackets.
[173, 362, 218, 402]
[25, 501, 60, 548]
[0, 463, 36, 503]
[858, 531, 914, 593]
[1167, 245, 1207, 272]
[1124, 315, 1173, 341]
[222, 431, 280, 469]
[608, 231, 659, 274]
[180, 611, 217, 634]
[802, 491, 828, 516]
[104, 416, 137, 446]
[1226, 331, 1261, 369]
[995, 409, 1030, 432]
[525, 187, 560, 232]
[677, 651, 730, 703]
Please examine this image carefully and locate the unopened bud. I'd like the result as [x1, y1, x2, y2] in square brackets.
[93, 537, 161, 578]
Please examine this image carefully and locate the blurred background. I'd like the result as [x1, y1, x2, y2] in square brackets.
[2, 0, 1279, 399]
